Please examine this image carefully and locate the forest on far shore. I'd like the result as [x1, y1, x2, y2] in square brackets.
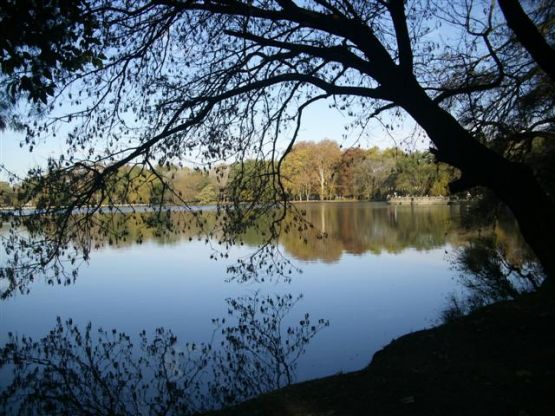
[0, 140, 458, 208]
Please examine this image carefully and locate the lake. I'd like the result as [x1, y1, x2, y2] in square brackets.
[0, 202, 525, 413]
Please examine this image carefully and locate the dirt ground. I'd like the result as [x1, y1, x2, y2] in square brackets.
[202, 290, 555, 416]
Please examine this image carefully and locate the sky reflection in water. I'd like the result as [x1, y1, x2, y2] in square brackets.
[1, 202, 497, 411]
[1, 203, 465, 376]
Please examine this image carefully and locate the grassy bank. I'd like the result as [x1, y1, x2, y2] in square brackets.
[202, 290, 554, 416]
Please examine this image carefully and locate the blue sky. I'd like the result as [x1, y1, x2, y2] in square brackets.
[0, 99, 423, 182]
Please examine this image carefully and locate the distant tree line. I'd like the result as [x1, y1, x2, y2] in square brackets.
[281, 140, 457, 201]
[0, 165, 227, 208]
[0, 140, 459, 208]
[0, 181, 16, 206]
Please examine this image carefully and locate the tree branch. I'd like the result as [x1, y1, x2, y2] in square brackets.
[156, 0, 400, 85]
[388, 0, 414, 74]
[224, 29, 387, 91]
[498, 0, 555, 82]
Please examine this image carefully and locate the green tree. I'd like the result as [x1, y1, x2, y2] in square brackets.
[171, 168, 212, 202]
[313, 140, 341, 200]
[0, 181, 16, 207]
[196, 184, 218, 205]
[392, 152, 434, 196]
[352, 147, 397, 199]
[281, 142, 318, 201]
[335, 147, 366, 198]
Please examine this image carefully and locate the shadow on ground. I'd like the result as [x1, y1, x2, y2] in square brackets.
[203, 290, 555, 416]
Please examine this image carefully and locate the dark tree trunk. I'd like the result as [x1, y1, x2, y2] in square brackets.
[498, 0, 555, 82]
[396, 79, 555, 284]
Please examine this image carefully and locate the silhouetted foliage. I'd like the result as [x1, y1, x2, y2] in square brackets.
[442, 215, 544, 322]
[0, 0, 102, 104]
[209, 292, 329, 406]
[0, 292, 328, 414]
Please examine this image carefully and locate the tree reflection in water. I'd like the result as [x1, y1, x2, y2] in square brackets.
[1, 204, 468, 299]
[0, 208, 297, 299]
[0, 292, 328, 415]
[279, 202, 465, 262]
[442, 218, 544, 322]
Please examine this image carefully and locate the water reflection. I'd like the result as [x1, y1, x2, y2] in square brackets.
[210, 293, 328, 404]
[0, 292, 328, 415]
[1, 205, 295, 298]
[441, 217, 543, 321]
[0, 209, 205, 300]
[1, 203, 472, 298]
[280, 202, 466, 262]
[0, 202, 539, 413]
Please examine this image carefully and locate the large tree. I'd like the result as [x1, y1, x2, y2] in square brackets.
[335, 147, 367, 198]
[281, 142, 319, 201]
[1, 0, 554, 285]
[313, 140, 341, 200]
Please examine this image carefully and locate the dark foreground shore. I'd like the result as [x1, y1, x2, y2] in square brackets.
[202, 290, 555, 416]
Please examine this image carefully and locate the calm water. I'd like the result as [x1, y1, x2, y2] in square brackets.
[0, 202, 518, 412]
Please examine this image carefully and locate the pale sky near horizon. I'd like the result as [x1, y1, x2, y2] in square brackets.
[0, 98, 426, 182]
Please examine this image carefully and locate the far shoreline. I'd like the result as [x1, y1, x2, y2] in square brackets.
[290, 196, 464, 205]
[0, 197, 467, 213]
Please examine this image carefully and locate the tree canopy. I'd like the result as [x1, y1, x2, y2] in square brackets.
[1, 0, 554, 284]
